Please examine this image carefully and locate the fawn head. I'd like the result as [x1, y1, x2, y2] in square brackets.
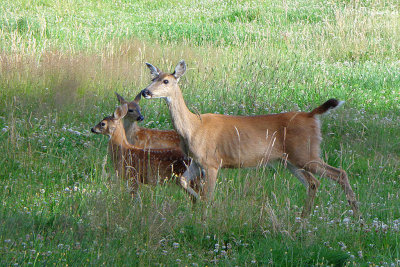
[141, 60, 186, 99]
[115, 92, 144, 122]
[91, 104, 128, 136]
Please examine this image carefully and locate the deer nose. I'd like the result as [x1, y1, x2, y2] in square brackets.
[137, 115, 144, 122]
[141, 89, 151, 98]
[91, 128, 96, 133]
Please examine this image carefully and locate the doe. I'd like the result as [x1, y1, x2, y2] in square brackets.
[141, 61, 360, 218]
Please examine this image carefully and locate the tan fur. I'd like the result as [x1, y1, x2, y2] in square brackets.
[141, 61, 360, 218]
[91, 104, 197, 196]
[115, 92, 181, 149]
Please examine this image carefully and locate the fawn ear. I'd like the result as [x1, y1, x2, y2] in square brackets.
[115, 92, 127, 104]
[114, 104, 128, 120]
[173, 60, 186, 80]
[133, 91, 142, 103]
[145, 63, 160, 79]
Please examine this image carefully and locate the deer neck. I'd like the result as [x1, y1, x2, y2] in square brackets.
[108, 122, 134, 177]
[165, 88, 199, 142]
[123, 119, 139, 144]
[110, 122, 132, 150]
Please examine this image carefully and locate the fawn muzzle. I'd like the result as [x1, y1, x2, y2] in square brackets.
[137, 115, 144, 121]
[91, 127, 99, 134]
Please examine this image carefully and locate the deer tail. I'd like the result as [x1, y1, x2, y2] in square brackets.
[308, 98, 344, 117]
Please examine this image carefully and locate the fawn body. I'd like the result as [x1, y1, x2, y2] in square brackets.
[141, 61, 360, 218]
[115, 92, 181, 149]
[91, 104, 191, 194]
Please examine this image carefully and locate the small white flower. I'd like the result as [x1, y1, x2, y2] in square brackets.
[358, 250, 363, 258]
[348, 210, 354, 215]
[173, 242, 179, 249]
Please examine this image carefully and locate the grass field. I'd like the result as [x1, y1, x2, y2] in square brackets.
[1, 0, 399, 265]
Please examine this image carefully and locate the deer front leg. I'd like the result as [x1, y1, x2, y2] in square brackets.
[180, 161, 202, 202]
[200, 167, 219, 201]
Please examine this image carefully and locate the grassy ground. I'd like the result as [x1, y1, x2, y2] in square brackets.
[1, 0, 399, 265]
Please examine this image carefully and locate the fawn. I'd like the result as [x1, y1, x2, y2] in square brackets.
[140, 60, 360, 218]
[115, 92, 181, 149]
[91, 104, 195, 195]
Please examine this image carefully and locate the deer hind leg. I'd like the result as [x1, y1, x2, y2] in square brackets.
[287, 163, 320, 218]
[180, 161, 202, 202]
[304, 161, 360, 218]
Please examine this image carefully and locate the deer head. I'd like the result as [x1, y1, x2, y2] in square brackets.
[141, 60, 187, 100]
[115, 92, 144, 122]
[91, 104, 128, 136]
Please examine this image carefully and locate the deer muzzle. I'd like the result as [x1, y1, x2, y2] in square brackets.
[141, 89, 152, 99]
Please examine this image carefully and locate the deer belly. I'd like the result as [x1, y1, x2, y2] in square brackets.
[218, 137, 282, 168]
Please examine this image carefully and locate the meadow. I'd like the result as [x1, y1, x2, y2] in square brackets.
[0, 0, 399, 265]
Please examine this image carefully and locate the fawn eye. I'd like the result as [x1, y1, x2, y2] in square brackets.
[163, 79, 169, 84]
[128, 109, 134, 113]
[101, 122, 106, 127]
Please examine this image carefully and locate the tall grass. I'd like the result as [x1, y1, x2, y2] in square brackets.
[0, 0, 399, 265]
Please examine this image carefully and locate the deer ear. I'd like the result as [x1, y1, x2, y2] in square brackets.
[173, 60, 186, 80]
[145, 63, 160, 79]
[114, 104, 128, 120]
[133, 91, 142, 103]
[115, 92, 127, 104]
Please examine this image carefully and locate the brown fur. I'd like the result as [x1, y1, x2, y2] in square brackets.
[115, 92, 181, 149]
[141, 61, 360, 218]
[91, 104, 194, 196]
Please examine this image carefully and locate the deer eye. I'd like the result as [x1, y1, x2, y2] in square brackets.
[101, 122, 106, 127]
[128, 109, 134, 113]
[163, 79, 169, 84]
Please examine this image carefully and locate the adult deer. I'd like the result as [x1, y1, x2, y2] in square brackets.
[115, 92, 181, 149]
[91, 104, 194, 195]
[141, 60, 360, 218]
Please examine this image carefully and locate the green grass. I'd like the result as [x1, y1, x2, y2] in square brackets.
[1, 0, 400, 265]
